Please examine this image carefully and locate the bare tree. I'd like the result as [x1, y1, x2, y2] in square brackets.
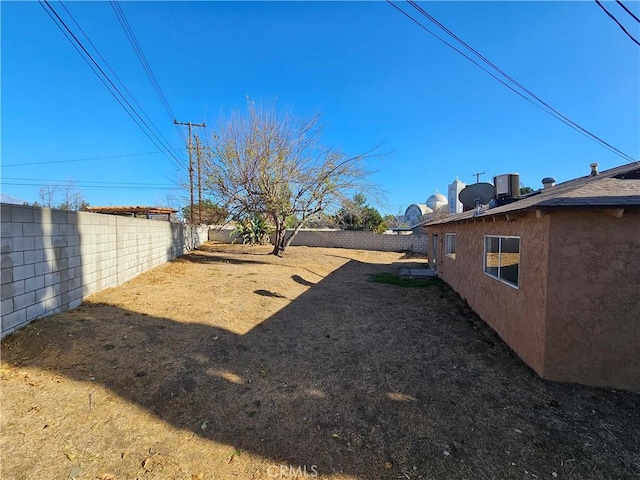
[58, 181, 87, 211]
[163, 193, 178, 211]
[37, 182, 87, 211]
[37, 185, 58, 208]
[203, 103, 384, 256]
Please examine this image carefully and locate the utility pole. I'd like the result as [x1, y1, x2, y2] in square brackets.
[195, 135, 202, 225]
[472, 171, 485, 183]
[174, 120, 206, 224]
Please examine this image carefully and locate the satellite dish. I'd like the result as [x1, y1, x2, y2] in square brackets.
[459, 183, 495, 210]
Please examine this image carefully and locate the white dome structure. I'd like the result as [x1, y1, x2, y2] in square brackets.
[426, 192, 448, 212]
[404, 203, 432, 226]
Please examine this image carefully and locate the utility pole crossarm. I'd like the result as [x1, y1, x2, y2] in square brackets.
[174, 120, 206, 128]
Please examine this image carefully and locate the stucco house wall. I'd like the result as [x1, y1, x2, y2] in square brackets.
[424, 163, 640, 390]
[544, 210, 640, 389]
[427, 208, 640, 391]
[428, 213, 550, 375]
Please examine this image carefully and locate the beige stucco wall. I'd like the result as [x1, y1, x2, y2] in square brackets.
[544, 210, 640, 390]
[427, 213, 550, 375]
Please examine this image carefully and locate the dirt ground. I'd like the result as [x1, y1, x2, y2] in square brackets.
[1, 243, 639, 480]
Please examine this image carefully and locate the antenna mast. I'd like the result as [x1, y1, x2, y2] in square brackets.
[472, 171, 485, 183]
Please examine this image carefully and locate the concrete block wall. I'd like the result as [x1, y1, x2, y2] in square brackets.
[288, 229, 427, 254]
[209, 227, 427, 254]
[1, 204, 208, 338]
[208, 227, 243, 244]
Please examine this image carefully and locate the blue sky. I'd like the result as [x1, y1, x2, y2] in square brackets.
[2, 1, 639, 216]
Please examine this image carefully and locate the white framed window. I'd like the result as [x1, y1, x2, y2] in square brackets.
[445, 233, 456, 259]
[484, 235, 520, 288]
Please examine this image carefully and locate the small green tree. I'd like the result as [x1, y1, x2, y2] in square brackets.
[334, 193, 386, 232]
[383, 214, 401, 228]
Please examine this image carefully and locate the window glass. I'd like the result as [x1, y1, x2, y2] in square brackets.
[484, 235, 519, 287]
[499, 237, 520, 286]
[445, 233, 456, 259]
[484, 236, 499, 277]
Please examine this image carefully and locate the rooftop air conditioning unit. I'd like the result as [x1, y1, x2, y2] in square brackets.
[493, 173, 520, 197]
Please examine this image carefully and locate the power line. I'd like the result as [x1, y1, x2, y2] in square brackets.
[404, 0, 637, 163]
[2, 177, 177, 186]
[1, 182, 179, 191]
[2, 150, 183, 167]
[38, 1, 188, 172]
[109, 1, 187, 143]
[595, 0, 640, 47]
[387, 1, 637, 163]
[57, 0, 188, 170]
[57, 2, 186, 164]
[386, 3, 544, 108]
[110, 1, 176, 120]
[405, 0, 636, 163]
[616, 0, 640, 23]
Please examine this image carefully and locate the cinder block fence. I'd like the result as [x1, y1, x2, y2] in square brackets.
[1, 204, 208, 338]
[209, 227, 428, 254]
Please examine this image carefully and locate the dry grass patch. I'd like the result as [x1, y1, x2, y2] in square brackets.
[1, 243, 639, 480]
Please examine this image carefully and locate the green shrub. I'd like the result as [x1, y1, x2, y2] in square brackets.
[232, 215, 275, 245]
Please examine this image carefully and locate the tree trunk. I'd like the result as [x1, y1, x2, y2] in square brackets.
[283, 221, 305, 250]
[271, 233, 283, 256]
[271, 215, 285, 256]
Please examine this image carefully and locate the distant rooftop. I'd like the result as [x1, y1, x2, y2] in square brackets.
[85, 206, 177, 220]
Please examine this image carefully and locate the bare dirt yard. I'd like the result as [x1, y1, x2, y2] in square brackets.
[1, 243, 639, 480]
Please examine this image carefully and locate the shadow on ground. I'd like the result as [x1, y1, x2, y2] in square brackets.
[2, 252, 639, 479]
